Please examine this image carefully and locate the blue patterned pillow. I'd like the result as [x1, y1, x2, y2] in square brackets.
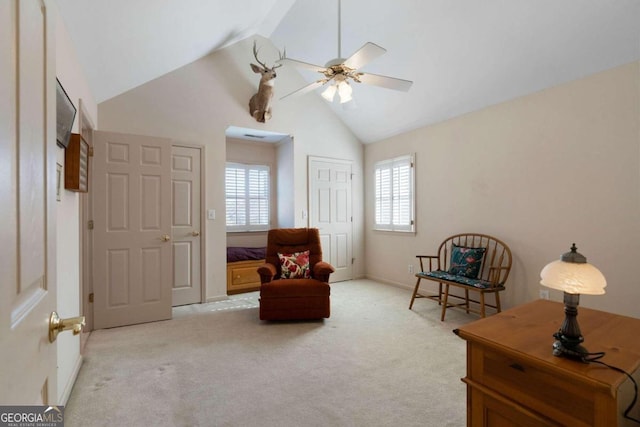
[449, 244, 485, 279]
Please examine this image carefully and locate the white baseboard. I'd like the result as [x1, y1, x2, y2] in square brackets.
[366, 274, 470, 299]
[205, 295, 229, 303]
[59, 354, 83, 406]
[363, 274, 414, 291]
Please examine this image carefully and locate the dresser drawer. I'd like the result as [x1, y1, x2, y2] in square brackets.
[471, 345, 596, 427]
[468, 387, 561, 427]
[232, 265, 260, 285]
[226, 260, 263, 294]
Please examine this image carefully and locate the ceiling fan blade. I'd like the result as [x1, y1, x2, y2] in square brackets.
[357, 72, 413, 92]
[343, 42, 387, 70]
[280, 80, 328, 100]
[277, 58, 327, 73]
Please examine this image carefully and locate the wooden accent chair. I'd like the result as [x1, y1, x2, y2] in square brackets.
[257, 228, 334, 320]
[409, 233, 512, 321]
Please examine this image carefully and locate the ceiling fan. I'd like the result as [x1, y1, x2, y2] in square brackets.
[277, 0, 413, 104]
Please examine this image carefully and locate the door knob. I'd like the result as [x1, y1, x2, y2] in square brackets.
[49, 312, 85, 343]
[161, 234, 171, 242]
[191, 231, 200, 237]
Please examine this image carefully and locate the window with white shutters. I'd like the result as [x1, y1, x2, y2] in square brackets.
[374, 155, 415, 232]
[225, 163, 270, 232]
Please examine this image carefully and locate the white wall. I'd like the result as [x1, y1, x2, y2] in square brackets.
[277, 136, 295, 228]
[365, 62, 640, 318]
[53, 3, 99, 403]
[98, 36, 364, 300]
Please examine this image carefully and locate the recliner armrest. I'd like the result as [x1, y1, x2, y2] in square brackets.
[258, 263, 277, 284]
[313, 261, 335, 283]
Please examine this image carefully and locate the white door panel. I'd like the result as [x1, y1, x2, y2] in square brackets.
[93, 131, 172, 329]
[309, 157, 353, 282]
[335, 233, 349, 269]
[171, 146, 202, 306]
[1, 0, 58, 403]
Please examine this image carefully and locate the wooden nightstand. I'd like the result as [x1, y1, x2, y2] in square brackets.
[455, 299, 640, 426]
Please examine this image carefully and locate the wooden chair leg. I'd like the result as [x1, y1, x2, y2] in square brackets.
[437, 282, 443, 305]
[480, 292, 486, 317]
[409, 277, 422, 309]
[441, 284, 450, 321]
[495, 291, 502, 313]
[464, 289, 470, 313]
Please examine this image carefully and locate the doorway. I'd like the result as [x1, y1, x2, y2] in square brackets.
[171, 145, 203, 306]
[90, 131, 204, 329]
[308, 156, 354, 282]
[78, 99, 95, 350]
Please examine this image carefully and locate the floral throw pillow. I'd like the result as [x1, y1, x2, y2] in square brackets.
[448, 244, 486, 279]
[278, 250, 311, 279]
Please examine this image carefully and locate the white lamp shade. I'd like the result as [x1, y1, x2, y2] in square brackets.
[338, 81, 353, 104]
[321, 84, 337, 102]
[540, 260, 607, 295]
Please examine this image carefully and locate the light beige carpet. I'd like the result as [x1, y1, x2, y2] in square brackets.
[65, 279, 474, 427]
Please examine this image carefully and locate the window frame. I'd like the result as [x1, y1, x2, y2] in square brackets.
[373, 154, 415, 233]
[225, 162, 271, 232]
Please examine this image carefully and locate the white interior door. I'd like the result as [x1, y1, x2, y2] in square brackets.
[92, 131, 173, 329]
[308, 157, 353, 282]
[171, 145, 202, 306]
[0, 0, 58, 403]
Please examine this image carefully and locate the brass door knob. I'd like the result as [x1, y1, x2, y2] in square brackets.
[191, 231, 200, 237]
[161, 234, 171, 242]
[49, 312, 86, 343]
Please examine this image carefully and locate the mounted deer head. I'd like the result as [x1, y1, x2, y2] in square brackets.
[249, 41, 284, 123]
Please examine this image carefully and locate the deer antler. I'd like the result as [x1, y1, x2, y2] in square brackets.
[252, 41, 268, 69]
[253, 40, 285, 70]
[274, 48, 286, 69]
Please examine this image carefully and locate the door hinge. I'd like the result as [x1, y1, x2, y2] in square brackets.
[88, 220, 94, 230]
[352, 258, 355, 265]
[88, 146, 94, 157]
[89, 293, 94, 303]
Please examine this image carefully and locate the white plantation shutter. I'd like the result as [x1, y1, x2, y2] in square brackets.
[248, 167, 269, 226]
[375, 166, 392, 226]
[374, 155, 414, 232]
[226, 163, 270, 231]
[225, 166, 246, 227]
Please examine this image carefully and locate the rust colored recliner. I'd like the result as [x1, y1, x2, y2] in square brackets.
[258, 228, 334, 320]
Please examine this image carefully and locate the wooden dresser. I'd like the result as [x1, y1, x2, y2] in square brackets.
[455, 300, 640, 426]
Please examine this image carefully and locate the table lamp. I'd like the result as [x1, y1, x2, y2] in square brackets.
[540, 243, 607, 360]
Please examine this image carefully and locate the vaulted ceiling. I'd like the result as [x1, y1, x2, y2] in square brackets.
[56, 0, 640, 144]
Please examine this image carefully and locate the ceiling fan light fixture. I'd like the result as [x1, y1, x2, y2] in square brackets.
[277, 0, 413, 102]
[321, 84, 337, 102]
[338, 81, 353, 103]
